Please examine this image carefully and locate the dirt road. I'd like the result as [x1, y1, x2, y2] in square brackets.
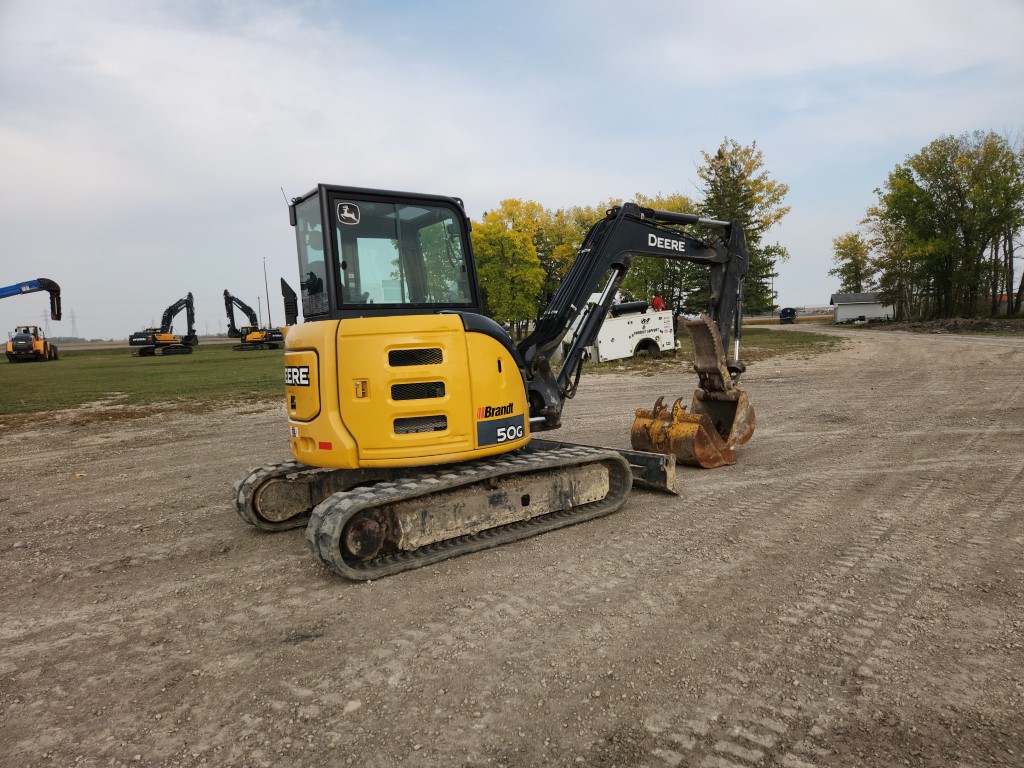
[2, 327, 1022, 767]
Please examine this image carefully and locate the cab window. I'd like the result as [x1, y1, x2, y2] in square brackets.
[332, 197, 473, 308]
[294, 195, 328, 318]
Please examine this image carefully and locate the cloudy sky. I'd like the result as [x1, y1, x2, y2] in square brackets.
[2, 0, 1022, 340]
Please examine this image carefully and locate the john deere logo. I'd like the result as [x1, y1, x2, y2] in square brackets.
[477, 402, 514, 419]
[337, 202, 361, 225]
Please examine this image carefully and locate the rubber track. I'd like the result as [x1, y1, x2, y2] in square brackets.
[305, 445, 633, 580]
[234, 460, 389, 532]
[234, 460, 306, 530]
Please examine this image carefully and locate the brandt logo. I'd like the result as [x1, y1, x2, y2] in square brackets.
[337, 202, 361, 225]
[477, 402, 514, 419]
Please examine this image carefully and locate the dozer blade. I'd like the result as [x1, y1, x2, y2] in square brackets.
[630, 314, 756, 468]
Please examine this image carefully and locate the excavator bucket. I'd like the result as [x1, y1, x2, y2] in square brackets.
[632, 396, 735, 469]
[630, 315, 756, 469]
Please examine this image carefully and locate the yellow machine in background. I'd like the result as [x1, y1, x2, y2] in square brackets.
[5, 324, 59, 362]
[128, 293, 199, 356]
[223, 290, 284, 350]
[235, 184, 754, 579]
[2, 278, 62, 363]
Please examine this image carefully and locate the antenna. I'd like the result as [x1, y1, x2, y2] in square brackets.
[280, 187, 289, 205]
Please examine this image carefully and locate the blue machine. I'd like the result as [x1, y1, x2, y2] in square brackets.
[0, 278, 62, 320]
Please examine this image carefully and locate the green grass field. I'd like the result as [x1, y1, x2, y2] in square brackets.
[1, 328, 843, 417]
[0, 343, 284, 416]
[734, 326, 843, 362]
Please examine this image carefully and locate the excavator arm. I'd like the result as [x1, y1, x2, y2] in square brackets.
[0, 278, 62, 321]
[223, 290, 259, 338]
[518, 203, 748, 429]
[159, 293, 198, 344]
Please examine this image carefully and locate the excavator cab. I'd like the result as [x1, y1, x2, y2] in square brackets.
[290, 188, 477, 318]
[282, 185, 531, 471]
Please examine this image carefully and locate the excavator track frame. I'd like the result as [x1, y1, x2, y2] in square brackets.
[305, 444, 632, 580]
[234, 439, 673, 533]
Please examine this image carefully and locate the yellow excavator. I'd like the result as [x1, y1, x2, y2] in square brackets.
[128, 293, 199, 356]
[235, 185, 755, 579]
[223, 290, 284, 350]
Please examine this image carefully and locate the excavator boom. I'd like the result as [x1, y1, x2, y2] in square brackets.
[517, 203, 748, 429]
[1, 278, 61, 321]
[223, 290, 258, 337]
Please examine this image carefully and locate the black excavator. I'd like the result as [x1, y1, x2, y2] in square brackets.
[128, 293, 199, 356]
[223, 290, 284, 351]
[234, 184, 755, 579]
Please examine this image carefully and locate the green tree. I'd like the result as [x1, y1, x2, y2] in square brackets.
[867, 131, 1024, 318]
[470, 142, 793, 324]
[697, 138, 791, 314]
[862, 198, 920, 321]
[471, 200, 546, 329]
[828, 232, 875, 294]
[532, 203, 605, 315]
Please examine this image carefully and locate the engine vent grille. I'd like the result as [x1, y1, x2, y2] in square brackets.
[394, 415, 448, 434]
[389, 348, 443, 366]
[392, 382, 446, 401]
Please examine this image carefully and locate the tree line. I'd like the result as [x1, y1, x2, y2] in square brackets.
[469, 138, 790, 330]
[830, 130, 1024, 320]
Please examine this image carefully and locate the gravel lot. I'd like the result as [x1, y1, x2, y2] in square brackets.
[1, 326, 1022, 767]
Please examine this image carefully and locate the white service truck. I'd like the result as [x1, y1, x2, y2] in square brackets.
[565, 296, 677, 363]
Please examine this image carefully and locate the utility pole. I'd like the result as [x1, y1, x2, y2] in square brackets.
[257, 296, 262, 327]
[263, 257, 273, 328]
[71, 309, 78, 339]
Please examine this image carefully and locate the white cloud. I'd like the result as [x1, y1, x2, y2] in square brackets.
[582, 0, 1024, 82]
[1, 0, 1022, 337]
